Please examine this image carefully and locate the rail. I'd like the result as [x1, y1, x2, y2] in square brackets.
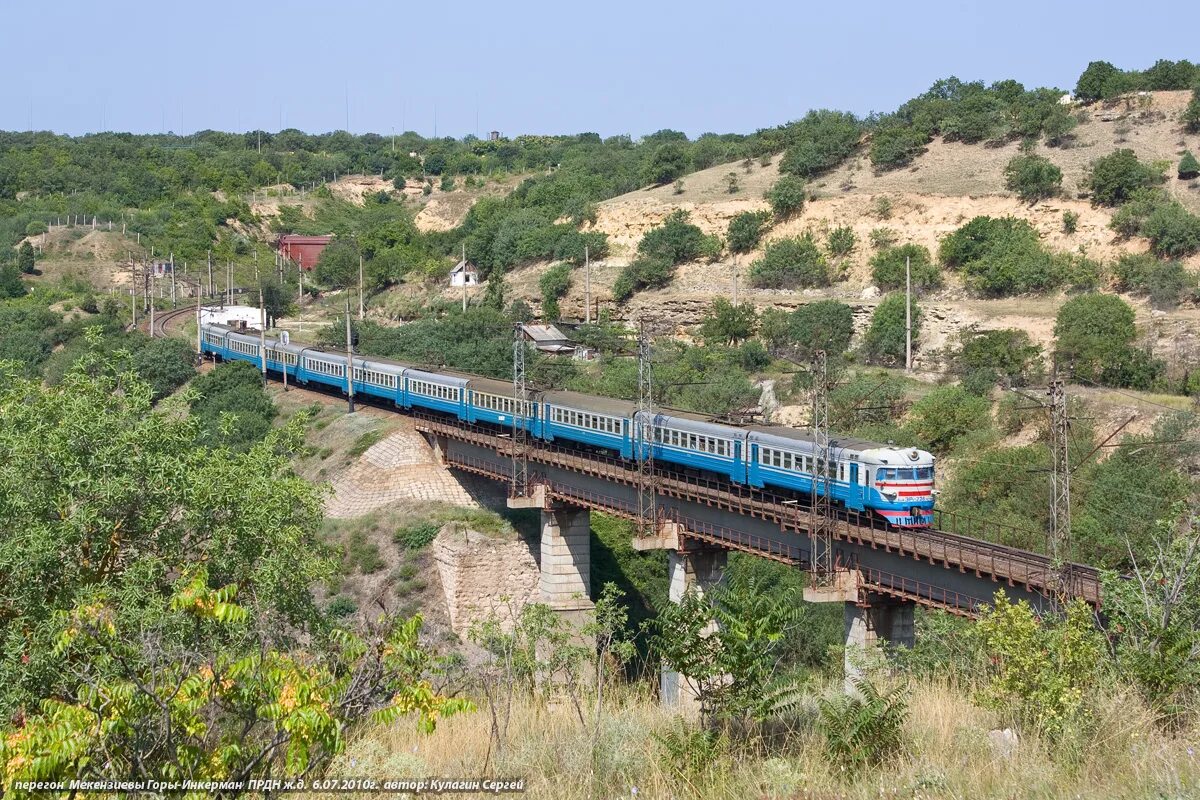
[413, 411, 1102, 607]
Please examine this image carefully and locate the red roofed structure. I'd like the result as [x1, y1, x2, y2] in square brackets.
[277, 234, 334, 270]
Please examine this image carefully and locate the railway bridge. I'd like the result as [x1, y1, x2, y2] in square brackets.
[410, 412, 1103, 703]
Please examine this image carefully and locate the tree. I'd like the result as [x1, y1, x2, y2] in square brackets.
[869, 124, 929, 170]
[1142, 202, 1200, 259]
[129, 336, 197, 400]
[862, 292, 920, 365]
[953, 327, 1044, 390]
[539, 263, 571, 320]
[641, 143, 689, 186]
[698, 298, 757, 346]
[777, 110, 861, 178]
[938, 215, 1069, 296]
[1054, 293, 1145, 386]
[189, 361, 279, 449]
[612, 258, 674, 303]
[24, 220, 47, 236]
[638, 210, 709, 265]
[1074, 60, 1127, 102]
[726, 211, 772, 253]
[765, 175, 806, 219]
[903, 385, 991, 453]
[1183, 88, 1200, 134]
[1087, 149, 1162, 206]
[0, 350, 471, 782]
[0, 264, 26, 298]
[826, 226, 856, 258]
[869, 243, 941, 291]
[1004, 153, 1063, 202]
[314, 239, 361, 287]
[261, 278, 290, 324]
[17, 241, 35, 274]
[1180, 151, 1200, 180]
[747, 235, 829, 289]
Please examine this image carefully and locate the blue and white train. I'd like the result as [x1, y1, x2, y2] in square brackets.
[201, 323, 936, 527]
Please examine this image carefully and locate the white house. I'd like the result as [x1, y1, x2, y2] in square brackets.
[450, 258, 480, 288]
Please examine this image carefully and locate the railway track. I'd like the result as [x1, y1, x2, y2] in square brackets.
[143, 305, 200, 338]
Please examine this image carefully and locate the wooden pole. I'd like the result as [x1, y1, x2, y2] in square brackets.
[905, 255, 912, 373]
[345, 294, 355, 413]
[359, 253, 365, 320]
[584, 245, 591, 324]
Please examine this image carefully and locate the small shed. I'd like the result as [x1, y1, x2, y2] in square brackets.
[450, 258, 480, 287]
[519, 323, 576, 355]
[277, 234, 334, 270]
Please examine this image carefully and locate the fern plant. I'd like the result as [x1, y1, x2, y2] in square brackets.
[817, 677, 908, 768]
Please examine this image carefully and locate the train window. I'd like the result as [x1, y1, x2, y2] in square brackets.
[917, 467, 932, 479]
[876, 468, 891, 481]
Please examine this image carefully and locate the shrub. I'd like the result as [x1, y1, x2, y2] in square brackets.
[760, 300, 854, 359]
[1062, 210, 1079, 234]
[1054, 293, 1163, 388]
[868, 227, 897, 250]
[869, 243, 941, 291]
[638, 210, 708, 264]
[747, 235, 829, 289]
[869, 125, 929, 171]
[1087, 149, 1162, 206]
[1111, 253, 1193, 308]
[394, 521, 441, 550]
[954, 327, 1044, 389]
[826, 226, 856, 258]
[727, 211, 772, 253]
[539, 263, 571, 320]
[1074, 60, 1133, 103]
[871, 196, 894, 220]
[327, 594, 358, 617]
[130, 337, 197, 401]
[612, 257, 673, 302]
[1142, 202, 1200, 258]
[189, 361, 278, 450]
[777, 110, 862, 178]
[1179, 151, 1200, 180]
[939, 215, 1068, 296]
[904, 385, 992, 453]
[862, 292, 920, 365]
[343, 530, 384, 574]
[24, 220, 47, 236]
[1183, 88, 1200, 134]
[698, 298, 757, 346]
[17, 241, 35, 274]
[553, 230, 608, 265]
[1004, 153, 1063, 201]
[439, 174, 455, 192]
[818, 678, 908, 768]
[765, 175, 806, 219]
[642, 143, 689, 186]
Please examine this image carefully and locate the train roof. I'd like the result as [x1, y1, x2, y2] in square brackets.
[642, 410, 746, 439]
[543, 389, 636, 417]
[464, 374, 529, 397]
[746, 424, 888, 454]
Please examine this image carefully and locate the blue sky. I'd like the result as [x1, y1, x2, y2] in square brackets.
[2, 0, 1196, 138]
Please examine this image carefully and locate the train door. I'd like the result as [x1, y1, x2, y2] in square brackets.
[847, 463, 865, 511]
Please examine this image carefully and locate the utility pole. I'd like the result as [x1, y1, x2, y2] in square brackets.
[130, 258, 137, 328]
[344, 294, 356, 413]
[359, 253, 365, 320]
[195, 281, 202, 358]
[148, 266, 156, 337]
[298, 256, 305, 334]
[809, 349, 834, 581]
[1048, 378, 1072, 604]
[207, 249, 213, 298]
[511, 323, 530, 499]
[257, 265, 267, 384]
[733, 271, 739, 307]
[226, 260, 233, 306]
[904, 255, 912, 373]
[461, 243, 468, 313]
[636, 319, 658, 538]
[170, 252, 176, 308]
[584, 245, 591, 324]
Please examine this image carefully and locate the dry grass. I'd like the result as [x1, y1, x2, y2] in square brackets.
[325, 681, 1200, 799]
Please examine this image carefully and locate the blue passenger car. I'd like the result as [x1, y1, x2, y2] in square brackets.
[643, 410, 746, 484]
[403, 368, 468, 420]
[464, 375, 541, 434]
[542, 390, 634, 459]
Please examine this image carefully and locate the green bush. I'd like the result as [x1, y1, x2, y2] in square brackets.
[24, 220, 47, 236]
[869, 244, 940, 291]
[642, 143, 689, 186]
[394, 521, 441, 550]
[938, 215, 1070, 296]
[776, 110, 862, 178]
[1142, 202, 1200, 259]
[553, 230, 608, 265]
[1062, 210, 1079, 234]
[1074, 60, 1135, 102]
[327, 594, 358, 617]
[130, 337, 197, 401]
[747, 235, 829, 289]
[954, 328, 1044, 389]
[1111, 253, 1193, 308]
[343, 529, 384, 574]
[612, 257, 673, 302]
[904, 385, 992, 454]
[1054, 293, 1163, 388]
[726, 211, 772, 254]
[868, 227, 897, 250]
[765, 175, 806, 219]
[638, 210, 708, 264]
[189, 361, 278, 450]
[1178, 151, 1200, 180]
[862, 293, 920, 365]
[1185, 89, 1200, 134]
[826, 226, 856, 258]
[698, 298, 757, 346]
[17, 241, 35, 275]
[1087, 149, 1162, 206]
[539, 263, 572, 320]
[759, 300, 854, 359]
[869, 125, 929, 171]
[1004, 153, 1063, 202]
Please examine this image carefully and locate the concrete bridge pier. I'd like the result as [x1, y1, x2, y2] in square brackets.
[804, 570, 915, 690]
[661, 548, 728, 711]
[537, 503, 594, 619]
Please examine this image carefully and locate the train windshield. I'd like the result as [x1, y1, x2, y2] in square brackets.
[876, 467, 933, 480]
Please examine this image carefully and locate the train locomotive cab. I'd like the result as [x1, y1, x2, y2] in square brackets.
[858, 446, 936, 528]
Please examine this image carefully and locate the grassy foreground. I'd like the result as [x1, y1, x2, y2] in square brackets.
[323, 681, 1199, 800]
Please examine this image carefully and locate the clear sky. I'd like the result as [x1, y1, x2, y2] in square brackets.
[2, 0, 1196, 139]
